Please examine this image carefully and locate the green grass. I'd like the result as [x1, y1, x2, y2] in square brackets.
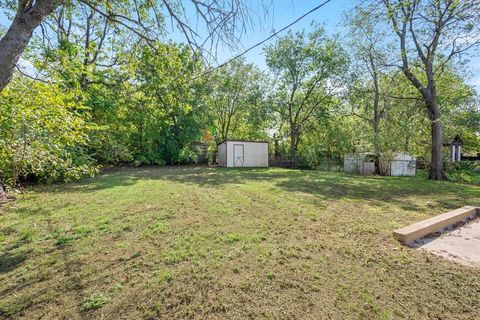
[1, 166, 480, 319]
[81, 293, 109, 311]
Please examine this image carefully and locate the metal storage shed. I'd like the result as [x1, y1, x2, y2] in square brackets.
[344, 152, 416, 176]
[380, 152, 416, 176]
[217, 140, 268, 167]
[344, 153, 376, 175]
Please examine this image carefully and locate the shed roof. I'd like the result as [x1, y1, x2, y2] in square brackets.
[217, 139, 268, 145]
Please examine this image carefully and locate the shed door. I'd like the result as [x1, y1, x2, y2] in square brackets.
[233, 144, 244, 167]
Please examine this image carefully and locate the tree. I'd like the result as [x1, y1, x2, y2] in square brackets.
[0, 0, 261, 200]
[380, 0, 480, 179]
[207, 59, 267, 144]
[265, 25, 347, 165]
[0, 77, 95, 189]
[37, 1, 133, 90]
[0, 0, 57, 94]
[297, 110, 358, 169]
[356, 67, 478, 165]
[435, 71, 478, 155]
[345, 6, 393, 173]
[133, 42, 207, 164]
[0, 0, 260, 93]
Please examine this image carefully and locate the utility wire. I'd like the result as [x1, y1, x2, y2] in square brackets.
[197, 0, 333, 78]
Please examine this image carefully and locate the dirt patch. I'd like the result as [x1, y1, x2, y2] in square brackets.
[414, 218, 480, 268]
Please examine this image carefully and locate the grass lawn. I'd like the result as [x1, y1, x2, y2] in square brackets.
[1, 166, 480, 319]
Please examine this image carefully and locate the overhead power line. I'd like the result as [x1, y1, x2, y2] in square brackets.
[197, 0, 333, 78]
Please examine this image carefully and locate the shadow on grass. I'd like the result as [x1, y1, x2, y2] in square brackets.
[27, 166, 480, 214]
[0, 250, 29, 274]
[54, 166, 298, 193]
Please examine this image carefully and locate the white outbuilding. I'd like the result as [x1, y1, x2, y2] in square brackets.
[217, 140, 268, 167]
[344, 153, 376, 175]
[380, 152, 416, 176]
[344, 152, 416, 176]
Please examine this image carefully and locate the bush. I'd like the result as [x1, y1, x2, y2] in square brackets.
[298, 146, 341, 171]
[446, 161, 480, 184]
[0, 79, 97, 187]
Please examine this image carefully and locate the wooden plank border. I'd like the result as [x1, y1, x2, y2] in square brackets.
[393, 206, 480, 245]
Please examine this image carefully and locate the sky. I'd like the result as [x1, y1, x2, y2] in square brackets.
[0, 0, 478, 90]
[202, 0, 479, 90]
[193, 0, 355, 69]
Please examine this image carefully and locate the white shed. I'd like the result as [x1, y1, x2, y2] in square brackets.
[344, 153, 376, 175]
[380, 153, 416, 176]
[344, 152, 416, 176]
[217, 140, 268, 167]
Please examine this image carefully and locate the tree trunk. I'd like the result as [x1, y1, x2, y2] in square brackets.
[0, 0, 58, 93]
[370, 50, 382, 175]
[427, 103, 446, 180]
[290, 125, 297, 166]
[273, 134, 280, 159]
[0, 178, 7, 203]
[373, 121, 381, 175]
